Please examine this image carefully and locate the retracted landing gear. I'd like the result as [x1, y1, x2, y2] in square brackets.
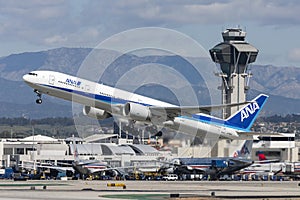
[34, 89, 42, 104]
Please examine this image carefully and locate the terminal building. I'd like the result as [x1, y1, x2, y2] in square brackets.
[0, 132, 298, 174]
[0, 134, 170, 171]
[171, 133, 298, 163]
[252, 133, 297, 162]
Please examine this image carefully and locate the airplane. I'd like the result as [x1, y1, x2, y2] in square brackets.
[36, 147, 122, 179]
[239, 152, 285, 177]
[240, 150, 288, 175]
[71, 160, 120, 179]
[240, 158, 300, 180]
[70, 145, 122, 178]
[33, 160, 121, 180]
[159, 140, 254, 180]
[23, 70, 271, 140]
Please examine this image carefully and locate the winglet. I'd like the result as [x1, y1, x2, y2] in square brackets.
[225, 94, 268, 130]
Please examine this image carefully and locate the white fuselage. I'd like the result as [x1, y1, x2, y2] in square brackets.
[241, 162, 285, 174]
[23, 71, 245, 140]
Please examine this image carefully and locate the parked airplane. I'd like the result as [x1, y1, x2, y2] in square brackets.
[240, 160, 300, 180]
[159, 140, 253, 179]
[23, 70, 270, 140]
[71, 146, 122, 178]
[35, 160, 121, 179]
[37, 148, 122, 179]
[240, 151, 287, 175]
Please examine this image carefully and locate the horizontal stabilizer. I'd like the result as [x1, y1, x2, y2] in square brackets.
[254, 159, 280, 164]
[229, 158, 253, 165]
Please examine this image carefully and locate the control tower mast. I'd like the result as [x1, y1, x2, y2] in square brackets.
[209, 28, 258, 118]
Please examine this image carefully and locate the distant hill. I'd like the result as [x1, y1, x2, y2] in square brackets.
[0, 47, 299, 118]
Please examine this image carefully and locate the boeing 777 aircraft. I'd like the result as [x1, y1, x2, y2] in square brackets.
[23, 70, 269, 140]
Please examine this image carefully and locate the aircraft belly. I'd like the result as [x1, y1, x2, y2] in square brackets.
[34, 84, 74, 102]
[172, 118, 222, 140]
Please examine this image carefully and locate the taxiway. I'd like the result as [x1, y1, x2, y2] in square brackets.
[0, 180, 299, 199]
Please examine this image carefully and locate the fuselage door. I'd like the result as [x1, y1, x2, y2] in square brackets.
[49, 75, 55, 85]
[85, 85, 90, 92]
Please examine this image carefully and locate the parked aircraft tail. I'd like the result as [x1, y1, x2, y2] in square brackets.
[254, 151, 280, 163]
[232, 140, 253, 159]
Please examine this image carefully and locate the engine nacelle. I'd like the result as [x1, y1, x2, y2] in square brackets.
[123, 102, 151, 121]
[83, 106, 111, 120]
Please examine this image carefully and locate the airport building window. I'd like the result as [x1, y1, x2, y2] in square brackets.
[4, 148, 13, 155]
[101, 145, 113, 155]
[15, 148, 25, 155]
[25, 148, 36, 154]
[259, 136, 294, 141]
[107, 160, 121, 167]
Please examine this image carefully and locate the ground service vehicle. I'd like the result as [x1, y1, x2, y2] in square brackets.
[162, 174, 178, 181]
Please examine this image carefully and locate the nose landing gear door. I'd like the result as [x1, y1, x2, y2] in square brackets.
[49, 75, 55, 85]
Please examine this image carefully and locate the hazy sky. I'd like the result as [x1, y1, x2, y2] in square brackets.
[1, 0, 300, 67]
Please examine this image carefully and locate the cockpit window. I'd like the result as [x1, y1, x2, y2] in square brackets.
[28, 72, 37, 76]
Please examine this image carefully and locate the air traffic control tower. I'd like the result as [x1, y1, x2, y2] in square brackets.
[209, 28, 259, 118]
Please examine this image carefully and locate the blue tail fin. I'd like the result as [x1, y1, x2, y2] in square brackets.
[226, 94, 268, 130]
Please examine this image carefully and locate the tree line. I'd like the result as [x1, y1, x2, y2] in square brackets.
[0, 117, 74, 126]
[258, 114, 300, 123]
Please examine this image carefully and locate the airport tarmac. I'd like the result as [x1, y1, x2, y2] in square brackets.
[0, 180, 300, 200]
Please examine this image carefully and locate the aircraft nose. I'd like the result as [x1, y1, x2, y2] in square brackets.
[23, 73, 36, 85]
[23, 74, 30, 83]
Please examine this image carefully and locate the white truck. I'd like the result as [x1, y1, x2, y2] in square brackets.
[162, 174, 178, 181]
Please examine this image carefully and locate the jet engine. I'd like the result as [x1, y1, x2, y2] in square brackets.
[123, 102, 151, 121]
[83, 106, 112, 120]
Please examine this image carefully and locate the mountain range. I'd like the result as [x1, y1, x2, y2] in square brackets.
[0, 47, 299, 118]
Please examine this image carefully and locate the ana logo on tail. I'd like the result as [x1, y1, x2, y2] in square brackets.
[226, 94, 268, 130]
[240, 101, 260, 122]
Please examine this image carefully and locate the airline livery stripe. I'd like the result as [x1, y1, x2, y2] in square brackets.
[180, 116, 247, 131]
[41, 84, 152, 106]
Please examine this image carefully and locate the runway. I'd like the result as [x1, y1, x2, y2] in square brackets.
[0, 180, 300, 199]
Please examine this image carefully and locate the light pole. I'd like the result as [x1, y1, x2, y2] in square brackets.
[22, 114, 36, 171]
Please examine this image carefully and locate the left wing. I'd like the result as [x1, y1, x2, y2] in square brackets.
[88, 166, 135, 174]
[38, 165, 74, 173]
